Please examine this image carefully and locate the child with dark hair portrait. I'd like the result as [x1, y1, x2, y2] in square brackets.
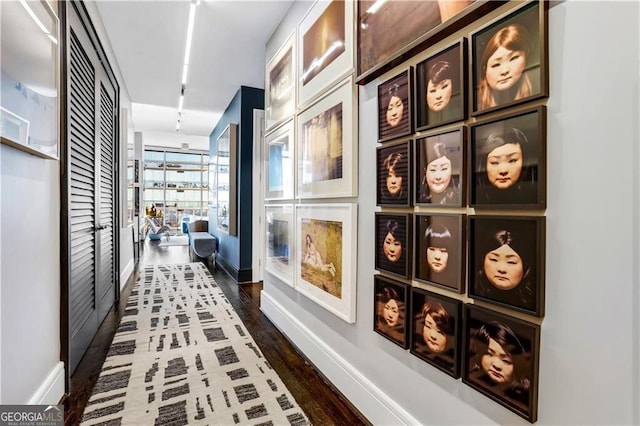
[378, 72, 411, 140]
[374, 282, 406, 346]
[377, 145, 409, 205]
[416, 134, 461, 206]
[415, 215, 461, 291]
[375, 215, 408, 277]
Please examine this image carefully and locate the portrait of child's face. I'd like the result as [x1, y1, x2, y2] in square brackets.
[481, 337, 514, 384]
[483, 243, 524, 290]
[383, 232, 403, 262]
[383, 298, 399, 326]
[426, 156, 452, 194]
[427, 78, 452, 112]
[427, 246, 448, 273]
[486, 142, 523, 189]
[485, 46, 526, 92]
[386, 170, 403, 195]
[423, 313, 447, 353]
[386, 95, 404, 127]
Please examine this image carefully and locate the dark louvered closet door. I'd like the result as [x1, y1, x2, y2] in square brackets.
[67, 1, 118, 374]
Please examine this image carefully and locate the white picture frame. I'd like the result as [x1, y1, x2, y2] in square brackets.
[297, 0, 354, 109]
[296, 75, 357, 199]
[265, 31, 296, 131]
[295, 203, 357, 323]
[265, 204, 295, 287]
[265, 119, 295, 200]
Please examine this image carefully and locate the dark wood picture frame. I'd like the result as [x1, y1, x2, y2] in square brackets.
[410, 287, 462, 378]
[373, 275, 409, 348]
[376, 139, 412, 207]
[468, 215, 545, 317]
[356, 0, 504, 85]
[469, 106, 546, 209]
[414, 127, 465, 207]
[378, 68, 413, 142]
[375, 212, 412, 280]
[463, 304, 540, 423]
[470, 0, 548, 116]
[416, 38, 467, 131]
[413, 213, 465, 294]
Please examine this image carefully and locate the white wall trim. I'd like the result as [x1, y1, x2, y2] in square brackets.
[28, 362, 65, 405]
[261, 291, 420, 426]
[120, 258, 134, 291]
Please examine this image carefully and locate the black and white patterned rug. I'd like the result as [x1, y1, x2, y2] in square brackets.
[81, 263, 308, 425]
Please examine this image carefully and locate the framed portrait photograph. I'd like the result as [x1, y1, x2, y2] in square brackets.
[377, 68, 413, 142]
[295, 203, 357, 323]
[265, 32, 295, 131]
[357, 0, 497, 84]
[410, 287, 462, 378]
[471, 0, 548, 116]
[416, 39, 467, 131]
[376, 140, 411, 207]
[373, 275, 409, 349]
[265, 119, 295, 200]
[265, 204, 294, 286]
[298, 0, 354, 108]
[469, 106, 546, 209]
[463, 304, 540, 423]
[468, 215, 545, 317]
[413, 213, 465, 293]
[414, 127, 465, 207]
[297, 76, 357, 199]
[375, 213, 411, 280]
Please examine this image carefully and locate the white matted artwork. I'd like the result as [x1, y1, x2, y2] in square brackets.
[296, 76, 357, 199]
[297, 0, 354, 108]
[266, 32, 296, 131]
[265, 204, 295, 287]
[295, 203, 357, 323]
[265, 119, 295, 200]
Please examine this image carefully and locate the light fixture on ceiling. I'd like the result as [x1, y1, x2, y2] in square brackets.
[176, 0, 198, 132]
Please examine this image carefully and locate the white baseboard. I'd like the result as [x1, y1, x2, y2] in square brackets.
[120, 258, 134, 291]
[260, 291, 420, 426]
[28, 362, 65, 405]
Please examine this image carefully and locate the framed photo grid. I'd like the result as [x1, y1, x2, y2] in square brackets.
[410, 287, 462, 378]
[295, 203, 357, 323]
[469, 106, 546, 209]
[413, 213, 465, 294]
[463, 304, 540, 422]
[373, 275, 409, 348]
[264, 204, 295, 286]
[265, 32, 296, 131]
[470, 0, 548, 116]
[377, 68, 413, 142]
[376, 140, 411, 207]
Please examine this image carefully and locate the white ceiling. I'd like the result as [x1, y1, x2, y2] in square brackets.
[95, 0, 293, 137]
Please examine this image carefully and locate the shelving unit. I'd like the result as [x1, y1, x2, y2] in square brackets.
[143, 149, 209, 231]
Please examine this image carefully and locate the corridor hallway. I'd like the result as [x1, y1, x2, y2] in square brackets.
[63, 239, 368, 425]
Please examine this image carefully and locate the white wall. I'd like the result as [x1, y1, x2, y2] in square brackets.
[141, 131, 210, 151]
[262, 1, 640, 424]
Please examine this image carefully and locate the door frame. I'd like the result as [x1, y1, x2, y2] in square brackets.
[252, 109, 265, 282]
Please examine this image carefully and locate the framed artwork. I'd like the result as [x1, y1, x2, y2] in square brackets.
[410, 287, 462, 378]
[373, 275, 409, 348]
[356, 0, 502, 84]
[214, 123, 238, 235]
[413, 213, 465, 293]
[471, 0, 548, 116]
[265, 204, 294, 286]
[265, 119, 295, 200]
[376, 140, 411, 207]
[297, 76, 357, 199]
[377, 68, 413, 142]
[374, 213, 411, 280]
[1, 0, 59, 159]
[468, 215, 545, 317]
[463, 304, 540, 423]
[295, 203, 357, 323]
[416, 39, 467, 131]
[469, 106, 546, 209]
[265, 32, 295, 131]
[298, 0, 354, 108]
[414, 127, 465, 207]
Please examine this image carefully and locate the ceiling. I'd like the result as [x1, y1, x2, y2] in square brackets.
[95, 0, 293, 137]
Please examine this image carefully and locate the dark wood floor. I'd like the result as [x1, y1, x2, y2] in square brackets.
[63, 239, 368, 425]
